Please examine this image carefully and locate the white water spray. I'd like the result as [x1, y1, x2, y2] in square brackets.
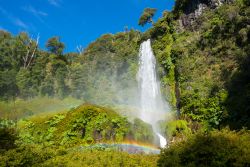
[138, 39, 170, 148]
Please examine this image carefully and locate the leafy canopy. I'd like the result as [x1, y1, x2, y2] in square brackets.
[138, 8, 157, 26]
[46, 36, 65, 55]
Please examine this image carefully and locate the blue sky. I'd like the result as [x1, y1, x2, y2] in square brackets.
[0, 0, 175, 52]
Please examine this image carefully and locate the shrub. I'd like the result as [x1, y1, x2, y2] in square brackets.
[0, 119, 17, 151]
[158, 129, 250, 167]
[0, 145, 55, 166]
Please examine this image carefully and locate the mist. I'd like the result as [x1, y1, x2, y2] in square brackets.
[75, 39, 173, 147]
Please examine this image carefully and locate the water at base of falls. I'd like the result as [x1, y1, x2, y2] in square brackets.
[79, 143, 161, 154]
[156, 133, 167, 148]
[138, 39, 169, 148]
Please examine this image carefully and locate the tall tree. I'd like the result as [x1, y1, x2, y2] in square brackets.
[138, 8, 157, 26]
[46, 37, 65, 55]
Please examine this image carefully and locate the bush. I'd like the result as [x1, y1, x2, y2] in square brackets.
[164, 120, 191, 139]
[158, 129, 250, 167]
[0, 119, 17, 151]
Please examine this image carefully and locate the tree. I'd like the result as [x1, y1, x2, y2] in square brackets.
[40, 62, 55, 96]
[16, 68, 32, 98]
[138, 8, 157, 26]
[0, 70, 18, 99]
[69, 63, 86, 99]
[46, 37, 65, 55]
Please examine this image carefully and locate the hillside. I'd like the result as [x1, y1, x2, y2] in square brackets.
[149, 0, 250, 129]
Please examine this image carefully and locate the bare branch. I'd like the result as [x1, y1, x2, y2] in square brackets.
[26, 34, 40, 68]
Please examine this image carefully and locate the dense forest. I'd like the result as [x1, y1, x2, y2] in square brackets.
[0, 0, 250, 166]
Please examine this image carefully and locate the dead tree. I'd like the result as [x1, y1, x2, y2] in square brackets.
[21, 34, 40, 69]
[76, 45, 84, 55]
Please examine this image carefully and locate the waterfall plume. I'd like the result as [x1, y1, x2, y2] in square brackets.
[137, 39, 170, 148]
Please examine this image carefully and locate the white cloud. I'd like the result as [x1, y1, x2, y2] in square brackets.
[22, 5, 48, 24]
[14, 18, 28, 29]
[48, 0, 61, 7]
[23, 5, 48, 17]
[0, 7, 28, 29]
[22, 5, 54, 31]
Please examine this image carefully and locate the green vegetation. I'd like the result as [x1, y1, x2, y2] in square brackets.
[76, 31, 141, 105]
[0, 0, 249, 166]
[0, 146, 158, 167]
[0, 0, 248, 129]
[172, 0, 250, 129]
[0, 119, 17, 151]
[154, 1, 250, 165]
[140, 0, 250, 130]
[0, 105, 158, 166]
[138, 8, 157, 26]
[16, 104, 155, 147]
[0, 30, 140, 105]
[0, 97, 82, 120]
[158, 129, 250, 167]
[161, 120, 191, 140]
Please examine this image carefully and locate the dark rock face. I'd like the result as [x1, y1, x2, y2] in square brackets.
[178, 0, 234, 28]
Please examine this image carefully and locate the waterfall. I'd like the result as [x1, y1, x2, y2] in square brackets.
[156, 133, 167, 148]
[138, 39, 169, 148]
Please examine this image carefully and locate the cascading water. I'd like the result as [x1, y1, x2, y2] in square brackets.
[138, 39, 170, 148]
[156, 133, 167, 148]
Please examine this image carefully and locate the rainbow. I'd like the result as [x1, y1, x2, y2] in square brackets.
[85, 140, 161, 154]
[114, 143, 160, 154]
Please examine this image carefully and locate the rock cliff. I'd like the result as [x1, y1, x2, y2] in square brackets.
[176, 0, 234, 27]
